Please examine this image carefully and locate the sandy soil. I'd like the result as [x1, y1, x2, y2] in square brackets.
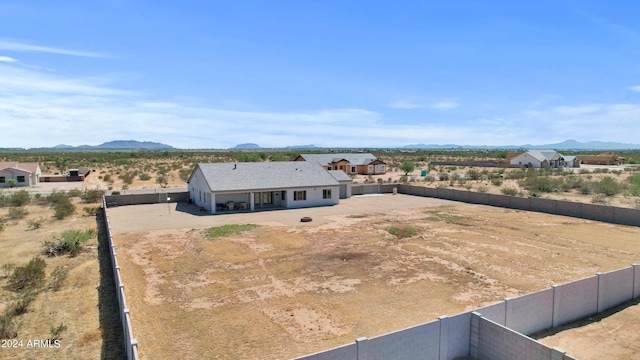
[0, 201, 104, 360]
[107, 195, 640, 360]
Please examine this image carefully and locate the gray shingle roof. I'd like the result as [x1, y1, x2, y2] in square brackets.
[525, 150, 562, 162]
[328, 170, 353, 182]
[298, 153, 380, 166]
[194, 162, 339, 192]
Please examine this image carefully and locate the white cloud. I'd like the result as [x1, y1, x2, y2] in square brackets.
[388, 101, 424, 109]
[0, 39, 106, 58]
[629, 85, 640, 93]
[430, 101, 459, 110]
[0, 55, 17, 62]
[388, 100, 459, 110]
[552, 104, 602, 116]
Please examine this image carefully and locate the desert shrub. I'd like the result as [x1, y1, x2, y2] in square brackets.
[156, 174, 168, 188]
[477, 186, 488, 193]
[138, 173, 151, 181]
[0, 312, 19, 339]
[1, 263, 15, 278]
[9, 190, 30, 207]
[81, 189, 105, 203]
[179, 168, 192, 182]
[83, 207, 98, 216]
[46, 191, 68, 206]
[0, 217, 4, 232]
[7, 207, 29, 221]
[7, 256, 46, 291]
[425, 175, 435, 183]
[110, 190, 120, 195]
[27, 218, 43, 230]
[490, 177, 503, 186]
[48, 266, 70, 291]
[10, 288, 39, 315]
[466, 169, 481, 181]
[438, 172, 449, 181]
[591, 194, 609, 204]
[118, 171, 137, 185]
[50, 323, 68, 340]
[54, 200, 75, 220]
[593, 176, 621, 196]
[399, 175, 409, 183]
[387, 226, 418, 238]
[501, 187, 518, 196]
[67, 189, 82, 198]
[43, 229, 93, 257]
[206, 224, 257, 238]
[377, 178, 383, 184]
[102, 173, 112, 182]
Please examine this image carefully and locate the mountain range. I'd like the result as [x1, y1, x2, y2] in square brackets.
[2, 139, 638, 151]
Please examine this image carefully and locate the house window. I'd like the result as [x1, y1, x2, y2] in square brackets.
[323, 189, 331, 199]
[281, 191, 286, 200]
[17, 176, 25, 183]
[0, 177, 4, 183]
[294, 191, 306, 201]
[350, 166, 356, 173]
[327, 166, 332, 170]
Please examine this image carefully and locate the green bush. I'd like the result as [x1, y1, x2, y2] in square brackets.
[593, 176, 621, 196]
[7, 257, 46, 291]
[81, 189, 105, 203]
[7, 207, 28, 220]
[67, 189, 82, 198]
[10, 288, 39, 315]
[48, 266, 70, 291]
[9, 190, 30, 207]
[83, 206, 98, 216]
[501, 187, 518, 196]
[43, 229, 93, 257]
[54, 200, 76, 219]
[0, 312, 19, 339]
[477, 186, 488, 193]
[138, 173, 151, 181]
[49, 322, 67, 341]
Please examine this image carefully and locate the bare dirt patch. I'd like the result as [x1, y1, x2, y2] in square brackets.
[109, 196, 640, 359]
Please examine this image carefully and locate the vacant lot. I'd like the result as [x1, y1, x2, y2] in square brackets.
[107, 195, 640, 359]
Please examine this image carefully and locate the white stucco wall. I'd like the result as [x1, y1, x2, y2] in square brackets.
[188, 167, 212, 211]
[510, 153, 542, 168]
[283, 186, 339, 209]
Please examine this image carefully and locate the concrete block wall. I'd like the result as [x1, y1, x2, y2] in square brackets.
[472, 313, 558, 360]
[597, 267, 634, 313]
[505, 288, 554, 335]
[476, 301, 506, 326]
[383, 184, 640, 226]
[552, 276, 598, 327]
[105, 191, 189, 206]
[367, 321, 440, 360]
[102, 197, 139, 360]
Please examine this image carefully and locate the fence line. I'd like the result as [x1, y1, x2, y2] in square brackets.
[294, 265, 640, 359]
[351, 184, 640, 227]
[102, 197, 139, 360]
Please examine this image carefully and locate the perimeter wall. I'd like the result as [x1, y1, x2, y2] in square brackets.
[294, 266, 640, 360]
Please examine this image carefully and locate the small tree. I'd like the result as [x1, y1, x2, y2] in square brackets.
[399, 161, 415, 175]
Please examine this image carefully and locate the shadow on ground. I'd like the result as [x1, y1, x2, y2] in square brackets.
[96, 208, 126, 360]
[531, 297, 640, 340]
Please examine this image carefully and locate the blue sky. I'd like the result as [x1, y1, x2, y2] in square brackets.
[1, 1, 640, 149]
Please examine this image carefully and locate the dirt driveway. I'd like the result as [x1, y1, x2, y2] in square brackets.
[106, 194, 453, 233]
[107, 194, 640, 360]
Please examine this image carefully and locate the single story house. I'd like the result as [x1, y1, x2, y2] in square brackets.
[510, 150, 580, 168]
[0, 162, 41, 187]
[294, 153, 387, 175]
[187, 161, 351, 214]
[578, 152, 624, 165]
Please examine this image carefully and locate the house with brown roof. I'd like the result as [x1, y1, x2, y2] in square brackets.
[0, 162, 41, 187]
[578, 152, 624, 165]
[294, 153, 387, 175]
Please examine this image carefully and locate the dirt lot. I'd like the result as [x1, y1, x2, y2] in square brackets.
[0, 201, 115, 360]
[107, 194, 640, 360]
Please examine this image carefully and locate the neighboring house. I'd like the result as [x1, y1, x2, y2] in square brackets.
[509, 150, 580, 168]
[578, 152, 624, 165]
[295, 153, 387, 175]
[188, 161, 351, 214]
[0, 162, 41, 187]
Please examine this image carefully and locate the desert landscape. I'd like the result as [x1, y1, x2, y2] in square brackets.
[107, 194, 640, 359]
